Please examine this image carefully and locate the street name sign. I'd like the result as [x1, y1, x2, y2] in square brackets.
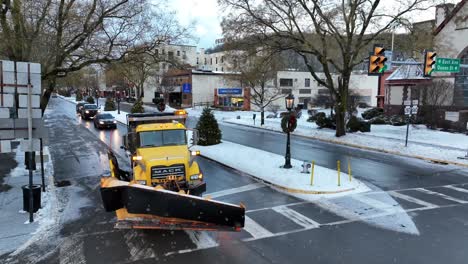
[435, 58, 461, 73]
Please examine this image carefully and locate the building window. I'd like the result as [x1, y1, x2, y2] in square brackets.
[183, 94, 188, 100]
[221, 56, 224, 63]
[318, 88, 329, 95]
[279, 78, 293, 87]
[162, 49, 165, 55]
[281, 89, 292, 94]
[221, 67, 223, 72]
[204, 58, 207, 65]
[177, 50, 180, 56]
[305, 78, 310, 87]
[216, 68, 218, 71]
[210, 58, 213, 65]
[196, 57, 199, 64]
[168, 51, 174, 59]
[455, 49, 468, 105]
[155, 49, 159, 55]
[299, 89, 311, 94]
[216, 57, 218, 64]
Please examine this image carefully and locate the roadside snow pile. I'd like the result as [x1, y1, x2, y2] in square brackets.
[225, 118, 468, 165]
[195, 140, 370, 201]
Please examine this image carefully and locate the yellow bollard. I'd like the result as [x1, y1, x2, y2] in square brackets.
[348, 158, 352, 182]
[337, 160, 341, 186]
[310, 161, 315, 186]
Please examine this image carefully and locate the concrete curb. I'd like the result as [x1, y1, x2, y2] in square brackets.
[199, 154, 355, 195]
[223, 121, 468, 168]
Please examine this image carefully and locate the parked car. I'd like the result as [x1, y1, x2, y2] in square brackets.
[80, 104, 100, 120]
[51, 93, 58, 98]
[93, 113, 117, 129]
[125, 96, 136, 103]
[76, 102, 86, 114]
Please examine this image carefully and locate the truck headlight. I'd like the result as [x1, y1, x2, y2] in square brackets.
[136, 180, 146, 185]
[190, 173, 203, 180]
[191, 150, 200, 156]
[132, 155, 143, 161]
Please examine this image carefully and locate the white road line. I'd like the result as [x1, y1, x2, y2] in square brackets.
[417, 188, 468, 204]
[351, 194, 405, 214]
[243, 216, 274, 239]
[445, 185, 468, 194]
[272, 206, 320, 228]
[388, 191, 437, 208]
[165, 231, 219, 256]
[203, 183, 265, 199]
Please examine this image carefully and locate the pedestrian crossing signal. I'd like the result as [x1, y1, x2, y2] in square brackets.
[423, 50, 436, 77]
[368, 45, 387, 75]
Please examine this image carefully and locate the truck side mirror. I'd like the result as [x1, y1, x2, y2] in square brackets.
[191, 129, 199, 146]
[122, 135, 127, 149]
[127, 132, 139, 153]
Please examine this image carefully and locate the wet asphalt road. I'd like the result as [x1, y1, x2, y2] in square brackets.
[3, 97, 468, 264]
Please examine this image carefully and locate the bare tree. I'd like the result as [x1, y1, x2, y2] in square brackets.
[226, 48, 284, 125]
[418, 79, 453, 128]
[220, 0, 438, 136]
[0, 0, 191, 111]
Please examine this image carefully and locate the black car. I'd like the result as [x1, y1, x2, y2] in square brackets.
[93, 113, 117, 129]
[76, 102, 86, 114]
[80, 104, 100, 120]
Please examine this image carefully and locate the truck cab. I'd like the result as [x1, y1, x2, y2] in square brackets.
[123, 111, 206, 196]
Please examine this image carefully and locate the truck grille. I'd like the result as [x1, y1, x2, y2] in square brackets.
[151, 164, 185, 179]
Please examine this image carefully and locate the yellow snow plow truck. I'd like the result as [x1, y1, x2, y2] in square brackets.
[100, 110, 245, 231]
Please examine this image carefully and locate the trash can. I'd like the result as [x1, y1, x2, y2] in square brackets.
[22, 184, 42, 213]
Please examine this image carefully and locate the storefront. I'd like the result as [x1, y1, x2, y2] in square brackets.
[214, 88, 250, 110]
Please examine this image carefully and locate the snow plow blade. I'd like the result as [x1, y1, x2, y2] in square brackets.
[100, 177, 245, 231]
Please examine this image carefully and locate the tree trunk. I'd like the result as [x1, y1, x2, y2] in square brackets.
[335, 106, 346, 137]
[40, 78, 56, 114]
[261, 110, 265, 126]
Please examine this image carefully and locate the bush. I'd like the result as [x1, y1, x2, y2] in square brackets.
[196, 107, 222, 146]
[362, 107, 384, 120]
[104, 98, 116, 111]
[347, 116, 361, 132]
[76, 93, 83, 101]
[389, 115, 406, 126]
[370, 115, 387, 125]
[131, 100, 145, 113]
[316, 112, 336, 129]
[307, 111, 322, 122]
[86, 96, 95, 104]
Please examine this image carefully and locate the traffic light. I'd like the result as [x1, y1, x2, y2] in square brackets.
[423, 50, 437, 77]
[368, 45, 387, 75]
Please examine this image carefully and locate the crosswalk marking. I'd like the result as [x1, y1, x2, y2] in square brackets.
[417, 188, 468, 204]
[444, 185, 468, 194]
[351, 194, 405, 214]
[203, 183, 265, 199]
[388, 191, 437, 208]
[243, 216, 274, 239]
[272, 206, 320, 228]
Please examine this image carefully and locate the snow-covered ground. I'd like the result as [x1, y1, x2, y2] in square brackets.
[0, 146, 57, 256]
[195, 140, 370, 201]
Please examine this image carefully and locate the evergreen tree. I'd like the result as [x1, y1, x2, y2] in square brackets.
[86, 96, 95, 104]
[131, 100, 145, 113]
[195, 107, 222, 146]
[104, 97, 116, 111]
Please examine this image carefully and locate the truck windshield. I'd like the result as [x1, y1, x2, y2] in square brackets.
[139, 129, 186, 147]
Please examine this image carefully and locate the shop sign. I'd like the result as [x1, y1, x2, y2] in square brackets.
[218, 88, 242, 95]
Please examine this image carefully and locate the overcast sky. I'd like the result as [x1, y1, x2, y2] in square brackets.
[168, 0, 223, 49]
[166, 0, 458, 50]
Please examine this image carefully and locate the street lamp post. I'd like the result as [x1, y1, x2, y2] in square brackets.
[283, 94, 295, 169]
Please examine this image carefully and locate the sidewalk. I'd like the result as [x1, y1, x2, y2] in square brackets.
[193, 139, 370, 201]
[0, 146, 55, 256]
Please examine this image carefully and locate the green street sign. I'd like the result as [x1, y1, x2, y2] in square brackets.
[435, 58, 461, 73]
